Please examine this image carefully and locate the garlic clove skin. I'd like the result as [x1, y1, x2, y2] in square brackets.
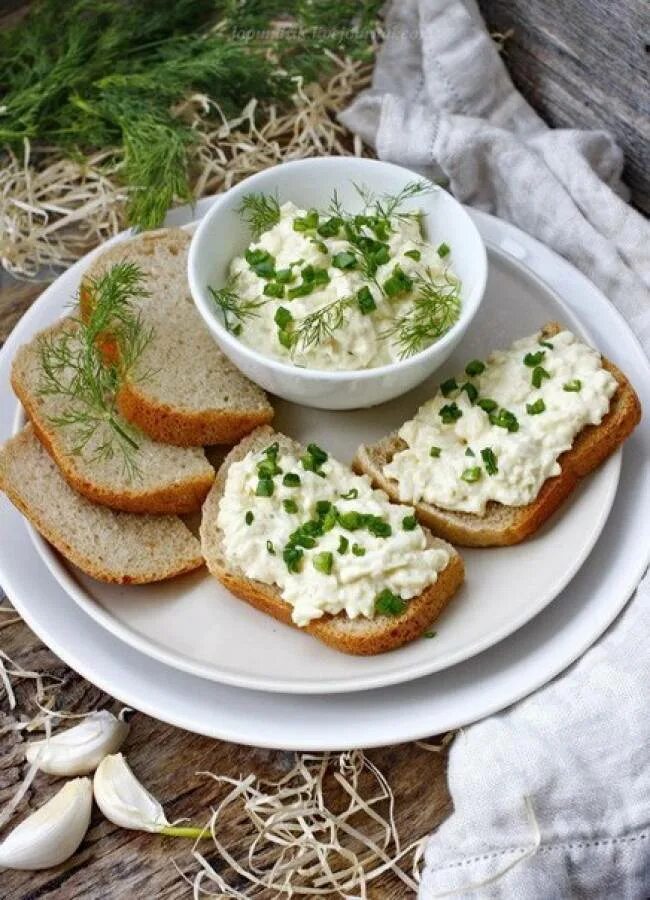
[0, 778, 92, 871]
[25, 710, 129, 776]
[93, 753, 169, 833]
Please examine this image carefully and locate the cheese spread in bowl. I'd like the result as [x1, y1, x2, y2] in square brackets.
[217, 195, 460, 371]
[188, 157, 487, 410]
[383, 329, 618, 515]
[217, 439, 450, 626]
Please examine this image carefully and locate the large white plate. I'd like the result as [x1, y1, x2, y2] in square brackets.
[0, 209, 648, 748]
[9, 205, 620, 693]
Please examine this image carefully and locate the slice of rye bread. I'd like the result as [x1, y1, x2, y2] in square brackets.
[353, 323, 642, 547]
[0, 427, 203, 584]
[200, 426, 465, 656]
[11, 317, 215, 515]
[81, 228, 274, 446]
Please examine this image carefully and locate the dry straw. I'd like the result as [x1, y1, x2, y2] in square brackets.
[0, 54, 371, 282]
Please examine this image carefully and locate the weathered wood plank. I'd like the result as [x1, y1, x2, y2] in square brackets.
[479, 0, 650, 214]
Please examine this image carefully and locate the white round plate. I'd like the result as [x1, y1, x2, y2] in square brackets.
[0, 208, 648, 748]
[8, 202, 620, 693]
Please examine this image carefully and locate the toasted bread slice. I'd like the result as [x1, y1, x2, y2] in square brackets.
[0, 427, 203, 584]
[11, 317, 215, 515]
[354, 324, 641, 547]
[82, 228, 274, 446]
[200, 426, 464, 655]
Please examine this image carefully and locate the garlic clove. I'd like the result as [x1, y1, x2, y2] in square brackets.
[25, 710, 129, 776]
[0, 778, 92, 871]
[93, 753, 169, 833]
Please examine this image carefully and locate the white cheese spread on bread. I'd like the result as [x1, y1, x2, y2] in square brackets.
[226, 200, 460, 370]
[383, 329, 618, 515]
[216, 440, 449, 626]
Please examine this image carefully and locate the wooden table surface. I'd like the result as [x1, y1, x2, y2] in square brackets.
[0, 282, 452, 899]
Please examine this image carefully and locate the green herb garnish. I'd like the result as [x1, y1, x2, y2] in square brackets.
[465, 447, 475, 457]
[283, 545, 304, 573]
[238, 193, 280, 238]
[465, 359, 485, 376]
[526, 398, 546, 415]
[563, 379, 582, 392]
[332, 250, 358, 270]
[208, 284, 263, 335]
[245, 511, 254, 525]
[437, 242, 451, 258]
[352, 544, 366, 557]
[356, 286, 376, 315]
[293, 209, 319, 232]
[283, 473, 301, 487]
[430, 446, 441, 458]
[461, 382, 478, 404]
[404, 249, 421, 261]
[383, 270, 461, 359]
[374, 589, 406, 616]
[423, 630, 437, 639]
[283, 499, 298, 514]
[313, 551, 333, 575]
[478, 398, 498, 413]
[490, 408, 519, 432]
[301, 442, 328, 475]
[532, 366, 551, 389]
[337, 535, 349, 555]
[340, 488, 359, 500]
[383, 265, 413, 297]
[402, 515, 417, 531]
[539, 339, 554, 350]
[292, 296, 352, 352]
[524, 350, 545, 367]
[264, 282, 285, 298]
[266, 540, 275, 555]
[481, 447, 498, 475]
[439, 402, 462, 424]
[245, 248, 275, 278]
[461, 466, 482, 483]
[440, 378, 458, 397]
[256, 477, 274, 497]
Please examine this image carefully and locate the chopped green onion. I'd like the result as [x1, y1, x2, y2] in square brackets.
[266, 540, 275, 555]
[532, 365, 551, 389]
[283, 473, 300, 487]
[461, 466, 482, 483]
[526, 398, 546, 415]
[489, 408, 519, 432]
[439, 402, 462, 424]
[465, 447, 475, 457]
[256, 477, 274, 497]
[287, 282, 313, 299]
[423, 630, 437, 639]
[563, 379, 582, 392]
[437, 242, 451, 258]
[301, 265, 330, 285]
[293, 209, 319, 231]
[430, 446, 441, 458]
[481, 447, 498, 475]
[313, 551, 333, 575]
[283, 499, 298, 514]
[402, 515, 417, 531]
[278, 329, 294, 349]
[339, 511, 363, 531]
[282, 545, 303, 573]
[383, 265, 413, 297]
[264, 282, 284, 298]
[404, 249, 421, 261]
[465, 359, 485, 376]
[366, 517, 392, 538]
[352, 543, 366, 557]
[478, 398, 498, 413]
[245, 248, 275, 278]
[337, 536, 349, 555]
[317, 216, 342, 238]
[275, 268, 294, 284]
[356, 286, 376, 315]
[332, 251, 357, 270]
[461, 382, 478, 404]
[301, 443, 328, 474]
[440, 378, 458, 397]
[524, 350, 545, 367]
[274, 306, 293, 329]
[539, 339, 554, 350]
[340, 488, 359, 500]
[245, 511, 254, 526]
[375, 588, 406, 616]
[315, 500, 332, 516]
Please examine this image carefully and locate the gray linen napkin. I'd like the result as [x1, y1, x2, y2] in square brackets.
[340, 1, 650, 896]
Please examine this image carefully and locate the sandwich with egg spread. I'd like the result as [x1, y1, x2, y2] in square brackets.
[200, 426, 464, 654]
[354, 324, 641, 547]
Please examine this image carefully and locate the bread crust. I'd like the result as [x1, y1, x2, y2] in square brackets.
[200, 426, 465, 655]
[353, 324, 642, 547]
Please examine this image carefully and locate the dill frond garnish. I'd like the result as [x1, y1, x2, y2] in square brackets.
[353, 180, 433, 220]
[237, 193, 281, 238]
[38, 263, 152, 480]
[382, 270, 461, 359]
[208, 283, 264, 335]
[293, 297, 353, 352]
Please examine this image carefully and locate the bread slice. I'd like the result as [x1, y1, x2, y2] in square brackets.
[0, 427, 203, 584]
[81, 228, 274, 446]
[200, 426, 464, 655]
[354, 323, 642, 547]
[11, 317, 215, 515]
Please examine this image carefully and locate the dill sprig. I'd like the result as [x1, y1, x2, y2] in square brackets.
[382, 270, 461, 359]
[0, 1, 383, 231]
[237, 193, 281, 239]
[208, 283, 264, 335]
[292, 297, 353, 352]
[38, 262, 152, 480]
[353, 180, 433, 220]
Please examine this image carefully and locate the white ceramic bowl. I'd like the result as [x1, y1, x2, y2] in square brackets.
[188, 157, 487, 410]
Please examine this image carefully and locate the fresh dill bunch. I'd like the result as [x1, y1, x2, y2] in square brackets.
[382, 270, 461, 359]
[208, 283, 264, 334]
[37, 262, 152, 480]
[293, 296, 353, 352]
[237, 193, 281, 239]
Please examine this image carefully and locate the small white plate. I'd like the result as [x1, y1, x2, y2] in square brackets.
[8, 201, 621, 694]
[0, 209, 648, 748]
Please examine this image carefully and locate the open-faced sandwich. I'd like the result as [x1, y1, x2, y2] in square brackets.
[354, 324, 641, 546]
[200, 426, 465, 655]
